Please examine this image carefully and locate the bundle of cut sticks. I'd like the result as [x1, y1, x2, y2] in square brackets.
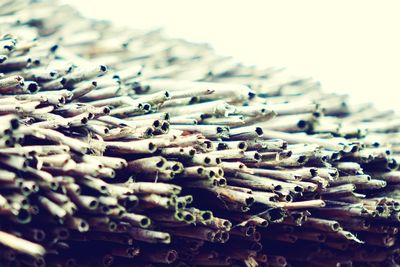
[0, 1, 399, 266]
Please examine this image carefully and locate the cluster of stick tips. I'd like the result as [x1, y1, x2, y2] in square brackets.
[0, 1, 400, 267]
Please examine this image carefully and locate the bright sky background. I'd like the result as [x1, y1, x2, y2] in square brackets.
[68, 0, 400, 111]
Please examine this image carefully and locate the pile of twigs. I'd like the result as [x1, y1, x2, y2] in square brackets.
[0, 1, 399, 266]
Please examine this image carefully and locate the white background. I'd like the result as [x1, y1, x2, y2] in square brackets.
[68, 0, 400, 110]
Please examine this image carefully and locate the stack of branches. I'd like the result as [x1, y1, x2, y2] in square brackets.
[0, 1, 399, 266]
